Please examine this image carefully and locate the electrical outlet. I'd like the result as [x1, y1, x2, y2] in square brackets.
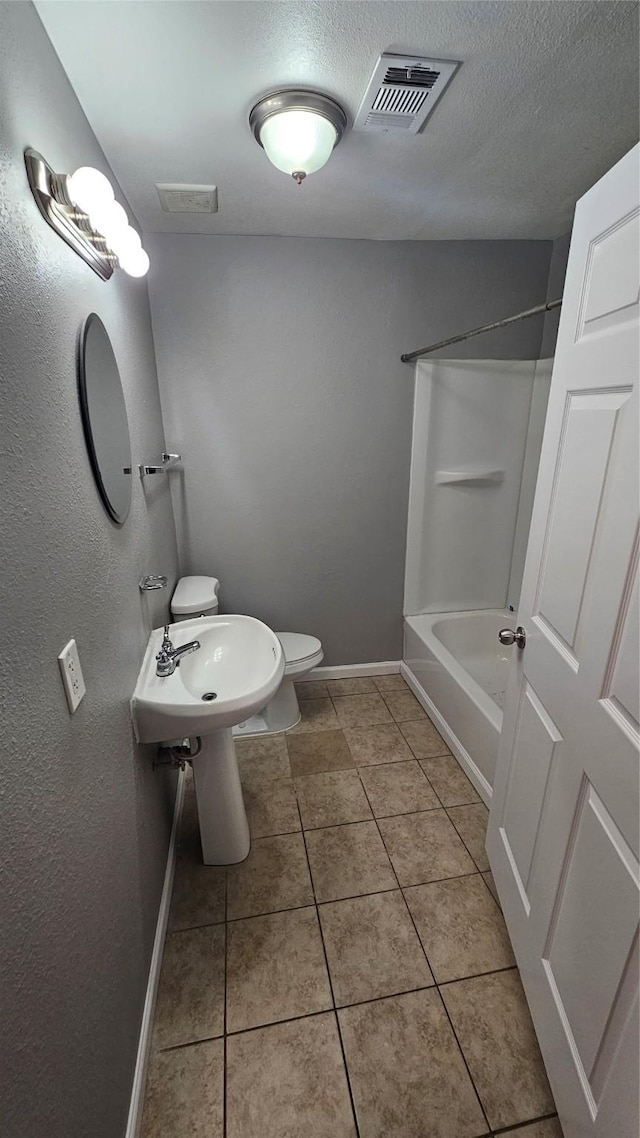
[58, 638, 86, 713]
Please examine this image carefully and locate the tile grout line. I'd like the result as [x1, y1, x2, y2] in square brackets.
[170, 865, 492, 931]
[335, 699, 476, 806]
[153, 960, 523, 1059]
[219, 982, 440, 1037]
[288, 707, 453, 770]
[435, 963, 519, 988]
[487, 1115, 558, 1133]
[388, 836, 500, 1136]
[434, 984, 494, 1134]
[328, 687, 395, 733]
[157, 1032, 227, 1054]
[443, 803, 492, 874]
[478, 869, 503, 910]
[228, 722, 540, 1121]
[294, 789, 363, 1138]
[158, 1006, 345, 1050]
[364, 780, 494, 1137]
[415, 759, 481, 812]
[172, 724, 553, 1137]
[350, 755, 496, 1128]
[378, 688, 427, 718]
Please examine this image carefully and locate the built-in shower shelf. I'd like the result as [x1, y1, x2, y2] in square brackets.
[435, 468, 505, 486]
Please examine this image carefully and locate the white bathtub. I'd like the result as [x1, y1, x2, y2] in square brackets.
[402, 609, 515, 805]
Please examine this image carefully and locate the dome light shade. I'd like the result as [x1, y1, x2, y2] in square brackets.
[260, 111, 337, 180]
[250, 90, 347, 184]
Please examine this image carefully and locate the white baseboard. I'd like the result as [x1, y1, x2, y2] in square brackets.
[400, 662, 492, 807]
[309, 660, 401, 680]
[125, 770, 185, 1138]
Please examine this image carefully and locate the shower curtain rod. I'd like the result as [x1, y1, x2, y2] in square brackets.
[400, 298, 563, 364]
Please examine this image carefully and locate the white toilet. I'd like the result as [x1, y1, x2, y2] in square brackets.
[171, 575, 323, 735]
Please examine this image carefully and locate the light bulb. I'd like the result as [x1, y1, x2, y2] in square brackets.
[110, 225, 142, 259]
[67, 167, 114, 214]
[259, 110, 337, 179]
[119, 247, 150, 278]
[88, 200, 128, 244]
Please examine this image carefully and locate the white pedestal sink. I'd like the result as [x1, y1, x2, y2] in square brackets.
[131, 615, 285, 864]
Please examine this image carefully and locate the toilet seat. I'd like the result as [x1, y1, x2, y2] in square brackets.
[234, 632, 324, 736]
[277, 632, 324, 676]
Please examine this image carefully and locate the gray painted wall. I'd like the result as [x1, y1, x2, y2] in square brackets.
[0, 5, 179, 1136]
[541, 231, 572, 357]
[149, 234, 552, 664]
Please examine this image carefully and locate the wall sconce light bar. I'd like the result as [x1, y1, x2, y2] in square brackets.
[24, 149, 149, 280]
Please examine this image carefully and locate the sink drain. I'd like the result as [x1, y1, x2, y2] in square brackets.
[201, 692, 217, 701]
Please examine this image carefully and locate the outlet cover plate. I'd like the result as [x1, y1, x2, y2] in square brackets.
[58, 638, 86, 713]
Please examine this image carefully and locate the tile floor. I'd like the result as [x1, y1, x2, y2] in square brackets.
[141, 673, 563, 1138]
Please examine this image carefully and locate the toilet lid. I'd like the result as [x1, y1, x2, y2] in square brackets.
[277, 632, 322, 665]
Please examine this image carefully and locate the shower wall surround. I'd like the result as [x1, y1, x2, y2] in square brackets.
[404, 359, 544, 615]
[0, 5, 179, 1138]
[148, 234, 553, 664]
[507, 358, 554, 610]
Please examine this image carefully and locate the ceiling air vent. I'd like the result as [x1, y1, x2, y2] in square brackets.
[354, 53, 460, 135]
[156, 184, 218, 213]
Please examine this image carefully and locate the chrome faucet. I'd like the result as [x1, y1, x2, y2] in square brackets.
[155, 625, 201, 677]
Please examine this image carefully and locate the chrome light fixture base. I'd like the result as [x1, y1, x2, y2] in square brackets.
[24, 148, 113, 281]
[249, 89, 348, 148]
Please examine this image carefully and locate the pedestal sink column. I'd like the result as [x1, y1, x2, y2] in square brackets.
[191, 728, 250, 865]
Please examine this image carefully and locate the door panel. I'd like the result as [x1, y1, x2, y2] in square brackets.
[600, 543, 639, 741]
[534, 388, 633, 659]
[579, 210, 639, 336]
[501, 683, 562, 910]
[543, 780, 639, 1082]
[487, 145, 640, 1138]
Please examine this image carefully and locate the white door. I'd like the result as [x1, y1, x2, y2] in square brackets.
[487, 143, 640, 1138]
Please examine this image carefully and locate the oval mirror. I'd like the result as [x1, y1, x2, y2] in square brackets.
[78, 314, 132, 525]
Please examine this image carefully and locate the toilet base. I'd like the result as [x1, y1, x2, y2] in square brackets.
[232, 676, 301, 737]
[191, 728, 250, 865]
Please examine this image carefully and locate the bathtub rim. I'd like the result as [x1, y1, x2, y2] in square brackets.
[405, 609, 509, 734]
[402, 608, 512, 808]
[400, 660, 493, 807]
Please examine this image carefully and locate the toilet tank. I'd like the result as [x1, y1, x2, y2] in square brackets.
[171, 575, 220, 621]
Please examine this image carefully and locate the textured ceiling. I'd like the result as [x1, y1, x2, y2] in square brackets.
[36, 0, 639, 240]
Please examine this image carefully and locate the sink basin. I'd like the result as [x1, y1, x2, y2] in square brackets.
[131, 614, 285, 744]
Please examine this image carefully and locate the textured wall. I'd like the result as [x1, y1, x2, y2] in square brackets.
[541, 232, 572, 357]
[148, 234, 552, 663]
[0, 5, 179, 1137]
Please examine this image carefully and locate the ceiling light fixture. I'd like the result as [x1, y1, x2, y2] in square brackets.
[24, 150, 149, 280]
[249, 90, 347, 185]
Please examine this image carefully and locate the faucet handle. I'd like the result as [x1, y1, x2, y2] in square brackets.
[156, 625, 173, 661]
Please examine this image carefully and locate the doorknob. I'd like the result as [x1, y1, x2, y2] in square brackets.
[499, 626, 527, 649]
